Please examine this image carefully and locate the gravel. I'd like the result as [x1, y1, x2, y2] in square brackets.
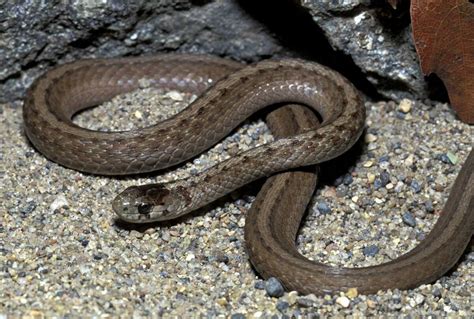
[0, 87, 472, 317]
[265, 278, 285, 298]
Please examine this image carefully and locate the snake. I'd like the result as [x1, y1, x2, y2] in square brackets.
[23, 54, 473, 295]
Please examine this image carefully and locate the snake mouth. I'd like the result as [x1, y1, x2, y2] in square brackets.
[112, 187, 142, 220]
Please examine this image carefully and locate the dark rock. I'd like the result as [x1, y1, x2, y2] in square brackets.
[79, 238, 89, 248]
[437, 153, 451, 164]
[410, 180, 422, 193]
[333, 176, 344, 186]
[2, 0, 437, 106]
[432, 287, 442, 298]
[20, 201, 37, 215]
[265, 277, 285, 297]
[379, 155, 390, 163]
[316, 201, 331, 214]
[276, 301, 289, 312]
[343, 174, 353, 185]
[402, 212, 416, 227]
[254, 280, 265, 290]
[1, 0, 284, 103]
[300, 0, 429, 100]
[362, 244, 379, 257]
[424, 200, 434, 213]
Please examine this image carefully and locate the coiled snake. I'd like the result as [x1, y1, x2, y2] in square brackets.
[23, 54, 473, 295]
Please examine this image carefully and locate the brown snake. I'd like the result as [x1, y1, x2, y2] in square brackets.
[23, 54, 473, 295]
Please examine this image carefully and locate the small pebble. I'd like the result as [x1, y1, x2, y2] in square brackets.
[432, 288, 443, 298]
[336, 296, 351, 308]
[346, 288, 358, 299]
[466, 252, 474, 262]
[362, 245, 379, 257]
[317, 202, 331, 214]
[438, 153, 451, 164]
[50, 195, 68, 212]
[134, 110, 142, 119]
[402, 212, 417, 227]
[380, 171, 390, 185]
[166, 90, 184, 101]
[414, 294, 425, 305]
[20, 201, 37, 215]
[424, 201, 434, 213]
[287, 291, 298, 305]
[398, 99, 413, 113]
[446, 152, 458, 164]
[363, 161, 373, 168]
[343, 174, 353, 185]
[410, 180, 422, 193]
[297, 297, 314, 308]
[276, 301, 289, 312]
[367, 173, 376, 183]
[365, 133, 378, 143]
[379, 155, 390, 162]
[265, 277, 285, 298]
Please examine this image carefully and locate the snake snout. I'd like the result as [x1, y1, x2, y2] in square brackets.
[112, 186, 143, 221]
[112, 184, 182, 223]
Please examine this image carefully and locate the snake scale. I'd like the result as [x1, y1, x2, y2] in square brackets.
[23, 54, 473, 295]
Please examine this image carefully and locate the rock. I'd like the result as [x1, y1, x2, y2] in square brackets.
[346, 288, 358, 299]
[316, 201, 332, 214]
[0, 0, 283, 103]
[343, 174, 354, 185]
[2, 0, 438, 106]
[336, 296, 351, 307]
[50, 195, 68, 212]
[276, 301, 289, 312]
[398, 98, 413, 113]
[300, 1, 430, 100]
[265, 277, 285, 298]
[402, 212, 416, 227]
[362, 245, 380, 257]
[410, 180, 422, 193]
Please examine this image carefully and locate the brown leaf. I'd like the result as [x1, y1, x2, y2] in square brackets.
[411, 0, 474, 123]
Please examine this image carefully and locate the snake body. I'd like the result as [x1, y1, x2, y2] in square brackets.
[23, 54, 473, 295]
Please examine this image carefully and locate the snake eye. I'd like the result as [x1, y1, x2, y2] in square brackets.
[137, 203, 152, 215]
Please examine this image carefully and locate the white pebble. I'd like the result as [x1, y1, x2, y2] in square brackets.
[414, 293, 425, 305]
[367, 173, 376, 183]
[363, 161, 373, 167]
[399, 98, 413, 113]
[336, 296, 351, 307]
[287, 291, 298, 305]
[50, 195, 68, 212]
[365, 133, 378, 143]
[166, 90, 184, 101]
[375, 198, 384, 204]
[134, 110, 142, 119]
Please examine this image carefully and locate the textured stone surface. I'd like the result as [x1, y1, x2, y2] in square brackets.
[300, 0, 428, 100]
[0, 0, 441, 105]
[0, 0, 284, 103]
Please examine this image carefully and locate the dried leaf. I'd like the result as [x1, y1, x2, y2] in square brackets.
[411, 0, 474, 123]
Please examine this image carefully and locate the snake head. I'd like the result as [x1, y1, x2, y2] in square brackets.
[112, 184, 189, 223]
